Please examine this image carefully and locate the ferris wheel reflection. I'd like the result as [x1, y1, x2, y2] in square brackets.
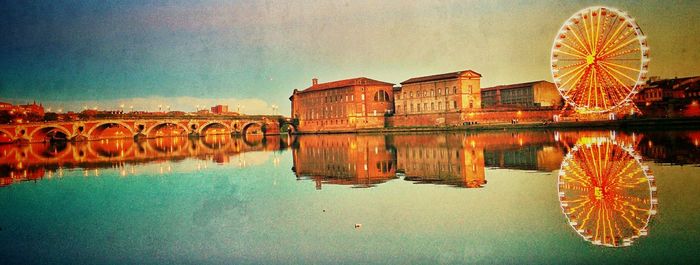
[558, 133, 657, 247]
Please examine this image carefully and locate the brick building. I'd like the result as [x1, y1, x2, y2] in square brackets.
[394, 70, 482, 115]
[389, 70, 482, 126]
[481, 80, 561, 108]
[290, 77, 395, 132]
[210, 105, 229, 114]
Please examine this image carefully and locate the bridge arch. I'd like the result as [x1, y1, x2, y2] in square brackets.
[0, 128, 14, 143]
[144, 121, 190, 138]
[241, 122, 264, 136]
[29, 141, 73, 161]
[86, 121, 136, 139]
[198, 121, 231, 135]
[28, 125, 72, 142]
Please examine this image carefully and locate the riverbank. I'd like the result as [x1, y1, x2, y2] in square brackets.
[294, 117, 700, 135]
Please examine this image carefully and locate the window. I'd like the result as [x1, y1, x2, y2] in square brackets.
[431, 102, 434, 110]
[453, 87, 457, 94]
[351, 95, 354, 101]
[361, 94, 365, 100]
[374, 90, 390, 102]
[453, 101, 458, 109]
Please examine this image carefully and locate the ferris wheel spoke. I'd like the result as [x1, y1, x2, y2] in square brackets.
[594, 11, 604, 53]
[559, 62, 588, 78]
[561, 67, 589, 92]
[599, 20, 629, 56]
[600, 34, 638, 58]
[568, 23, 593, 54]
[600, 61, 640, 73]
[556, 49, 587, 59]
[582, 12, 595, 53]
[560, 42, 590, 58]
[602, 47, 641, 60]
[600, 63, 638, 84]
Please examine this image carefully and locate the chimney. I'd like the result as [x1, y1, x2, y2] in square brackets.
[312, 78, 318, 86]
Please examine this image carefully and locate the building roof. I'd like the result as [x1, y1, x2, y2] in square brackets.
[297, 77, 394, 94]
[400, 70, 482, 85]
[481, 80, 552, 91]
[643, 76, 700, 90]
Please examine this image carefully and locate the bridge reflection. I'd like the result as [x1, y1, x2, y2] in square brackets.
[0, 134, 290, 187]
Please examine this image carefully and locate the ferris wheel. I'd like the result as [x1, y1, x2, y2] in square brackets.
[551, 6, 649, 113]
[557, 136, 656, 247]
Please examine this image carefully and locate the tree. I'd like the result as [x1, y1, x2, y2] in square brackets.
[44, 112, 58, 121]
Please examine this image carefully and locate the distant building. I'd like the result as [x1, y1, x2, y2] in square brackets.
[211, 105, 229, 114]
[481, 80, 561, 108]
[635, 76, 700, 104]
[394, 70, 482, 115]
[290, 77, 395, 132]
[0, 102, 12, 111]
[18, 101, 45, 117]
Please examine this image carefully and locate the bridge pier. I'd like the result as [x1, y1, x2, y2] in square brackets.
[71, 135, 88, 142]
[134, 133, 147, 141]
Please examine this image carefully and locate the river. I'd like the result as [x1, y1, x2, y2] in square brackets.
[1, 129, 699, 264]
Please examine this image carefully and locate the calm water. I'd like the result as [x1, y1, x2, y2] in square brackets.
[1, 130, 699, 264]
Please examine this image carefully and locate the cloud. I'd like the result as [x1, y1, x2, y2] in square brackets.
[6, 96, 282, 115]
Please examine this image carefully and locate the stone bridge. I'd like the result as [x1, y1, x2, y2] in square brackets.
[0, 116, 297, 144]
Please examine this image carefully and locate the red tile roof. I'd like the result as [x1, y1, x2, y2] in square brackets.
[481, 80, 551, 91]
[400, 70, 482, 85]
[297, 77, 394, 94]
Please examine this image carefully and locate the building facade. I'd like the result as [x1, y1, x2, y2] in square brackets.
[290, 77, 395, 132]
[210, 105, 229, 114]
[394, 70, 482, 115]
[481, 80, 561, 108]
[388, 70, 482, 127]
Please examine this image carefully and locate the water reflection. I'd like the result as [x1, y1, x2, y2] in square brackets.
[291, 131, 567, 188]
[2, 129, 699, 190]
[0, 134, 289, 187]
[558, 135, 657, 247]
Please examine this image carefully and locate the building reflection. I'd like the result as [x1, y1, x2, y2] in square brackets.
[291, 135, 396, 189]
[0, 134, 289, 187]
[393, 134, 485, 188]
[292, 131, 567, 188]
[292, 130, 699, 190]
[558, 135, 657, 247]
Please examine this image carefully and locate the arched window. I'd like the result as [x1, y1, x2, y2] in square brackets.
[373, 90, 390, 101]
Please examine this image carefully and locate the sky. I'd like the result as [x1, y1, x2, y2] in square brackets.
[1, 0, 699, 115]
